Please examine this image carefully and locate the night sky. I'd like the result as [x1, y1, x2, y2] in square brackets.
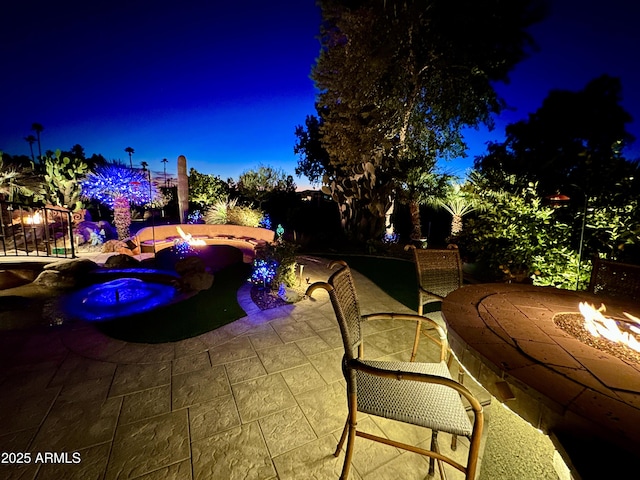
[2, 1, 639, 188]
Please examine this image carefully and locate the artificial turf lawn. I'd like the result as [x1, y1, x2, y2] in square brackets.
[321, 254, 441, 314]
[95, 254, 433, 344]
[95, 262, 251, 344]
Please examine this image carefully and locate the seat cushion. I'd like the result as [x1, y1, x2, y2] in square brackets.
[355, 360, 473, 437]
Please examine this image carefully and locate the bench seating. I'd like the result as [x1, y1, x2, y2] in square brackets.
[130, 224, 275, 262]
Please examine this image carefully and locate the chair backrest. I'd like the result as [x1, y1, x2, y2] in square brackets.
[413, 248, 463, 297]
[326, 263, 364, 362]
[588, 257, 640, 301]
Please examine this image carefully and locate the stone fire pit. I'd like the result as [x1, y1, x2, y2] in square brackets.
[442, 283, 640, 477]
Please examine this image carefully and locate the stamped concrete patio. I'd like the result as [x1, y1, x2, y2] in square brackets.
[0, 256, 496, 480]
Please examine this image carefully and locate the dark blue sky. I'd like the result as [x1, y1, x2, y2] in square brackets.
[2, 1, 639, 188]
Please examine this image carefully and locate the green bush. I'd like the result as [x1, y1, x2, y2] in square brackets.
[457, 179, 573, 284]
[255, 238, 300, 289]
[205, 198, 264, 227]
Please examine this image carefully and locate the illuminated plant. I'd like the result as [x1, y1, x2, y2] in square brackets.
[80, 165, 159, 239]
[205, 197, 264, 227]
[42, 150, 89, 210]
[252, 234, 299, 290]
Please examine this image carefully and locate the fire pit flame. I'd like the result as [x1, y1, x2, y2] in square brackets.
[176, 226, 206, 246]
[579, 302, 640, 353]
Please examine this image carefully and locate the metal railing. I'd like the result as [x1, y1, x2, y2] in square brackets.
[0, 202, 76, 258]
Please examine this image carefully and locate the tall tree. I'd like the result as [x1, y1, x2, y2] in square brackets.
[24, 135, 36, 162]
[124, 146, 135, 168]
[31, 123, 44, 165]
[161, 158, 168, 187]
[297, 0, 542, 240]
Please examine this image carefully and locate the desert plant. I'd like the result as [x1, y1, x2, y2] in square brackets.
[80, 165, 160, 239]
[205, 198, 264, 227]
[0, 153, 36, 201]
[41, 149, 89, 210]
[177, 155, 188, 223]
[435, 183, 480, 237]
[205, 198, 236, 225]
[227, 205, 263, 227]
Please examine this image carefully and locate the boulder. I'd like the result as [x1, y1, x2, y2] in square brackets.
[102, 239, 134, 255]
[104, 254, 140, 269]
[180, 271, 214, 292]
[33, 270, 78, 289]
[43, 258, 100, 274]
[174, 256, 207, 276]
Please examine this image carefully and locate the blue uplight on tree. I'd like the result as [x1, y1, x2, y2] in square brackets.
[80, 165, 159, 208]
[80, 165, 161, 239]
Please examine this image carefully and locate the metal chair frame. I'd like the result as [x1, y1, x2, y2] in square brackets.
[306, 261, 484, 480]
[412, 247, 464, 316]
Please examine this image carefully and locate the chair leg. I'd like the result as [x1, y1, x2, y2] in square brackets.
[338, 394, 358, 480]
[339, 412, 357, 480]
[428, 430, 438, 476]
[334, 419, 349, 457]
[429, 430, 448, 479]
[410, 318, 422, 362]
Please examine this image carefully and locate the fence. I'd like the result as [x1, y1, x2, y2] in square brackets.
[0, 202, 75, 258]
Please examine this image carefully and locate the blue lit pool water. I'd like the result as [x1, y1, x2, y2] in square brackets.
[66, 277, 177, 322]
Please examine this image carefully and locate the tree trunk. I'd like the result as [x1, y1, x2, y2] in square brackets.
[177, 155, 188, 223]
[113, 195, 131, 240]
[409, 199, 422, 242]
[451, 214, 463, 236]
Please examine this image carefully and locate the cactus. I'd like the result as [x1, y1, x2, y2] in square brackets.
[42, 149, 89, 210]
[177, 155, 188, 223]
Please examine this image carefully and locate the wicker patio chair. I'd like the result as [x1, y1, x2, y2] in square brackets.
[306, 261, 484, 480]
[588, 257, 640, 301]
[412, 247, 464, 316]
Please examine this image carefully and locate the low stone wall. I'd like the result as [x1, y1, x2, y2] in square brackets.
[130, 224, 275, 262]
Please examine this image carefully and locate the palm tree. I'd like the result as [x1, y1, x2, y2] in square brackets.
[161, 158, 168, 187]
[80, 165, 158, 239]
[31, 123, 44, 165]
[124, 147, 135, 168]
[0, 155, 34, 201]
[24, 135, 36, 162]
[432, 182, 480, 238]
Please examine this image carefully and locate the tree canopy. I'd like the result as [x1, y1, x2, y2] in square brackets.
[296, 0, 542, 240]
[236, 165, 296, 206]
[475, 75, 638, 200]
[188, 168, 229, 209]
[80, 165, 159, 208]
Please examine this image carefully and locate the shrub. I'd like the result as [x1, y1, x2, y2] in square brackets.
[205, 198, 264, 227]
[251, 238, 299, 289]
[457, 180, 573, 283]
[227, 205, 263, 227]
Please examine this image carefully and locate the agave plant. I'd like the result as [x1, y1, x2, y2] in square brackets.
[205, 198, 237, 225]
